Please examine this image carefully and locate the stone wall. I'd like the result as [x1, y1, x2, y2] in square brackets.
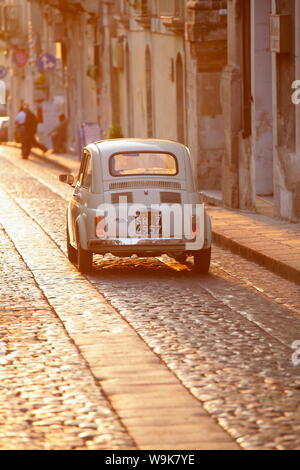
[272, 0, 300, 222]
[185, 0, 227, 190]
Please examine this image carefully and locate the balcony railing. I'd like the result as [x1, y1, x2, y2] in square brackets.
[113, 0, 130, 16]
[114, 0, 184, 17]
[152, 0, 184, 17]
[132, 0, 151, 29]
[133, 0, 149, 14]
[158, 0, 185, 34]
[0, 5, 20, 36]
[113, 0, 185, 30]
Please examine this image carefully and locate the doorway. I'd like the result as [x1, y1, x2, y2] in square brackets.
[251, 0, 274, 213]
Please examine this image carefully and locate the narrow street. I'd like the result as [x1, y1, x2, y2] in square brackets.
[0, 146, 300, 450]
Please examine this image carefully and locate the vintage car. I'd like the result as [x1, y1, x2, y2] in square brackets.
[59, 139, 212, 274]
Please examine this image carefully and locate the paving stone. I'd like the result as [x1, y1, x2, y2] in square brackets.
[0, 221, 134, 450]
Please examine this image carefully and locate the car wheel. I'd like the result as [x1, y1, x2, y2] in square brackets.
[66, 225, 77, 264]
[193, 248, 211, 274]
[77, 241, 93, 274]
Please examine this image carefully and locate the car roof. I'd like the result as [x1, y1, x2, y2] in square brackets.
[90, 138, 188, 155]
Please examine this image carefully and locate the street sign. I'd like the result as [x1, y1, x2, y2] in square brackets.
[0, 66, 7, 79]
[38, 53, 57, 72]
[13, 50, 28, 68]
[83, 122, 102, 146]
[78, 122, 102, 157]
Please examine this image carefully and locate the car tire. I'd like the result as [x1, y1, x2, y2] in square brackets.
[77, 241, 93, 274]
[193, 248, 211, 274]
[67, 225, 77, 264]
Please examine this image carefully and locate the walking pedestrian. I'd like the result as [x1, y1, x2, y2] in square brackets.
[16, 103, 48, 159]
[23, 103, 48, 159]
[15, 103, 26, 148]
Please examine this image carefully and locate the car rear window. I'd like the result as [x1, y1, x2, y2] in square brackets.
[109, 152, 178, 177]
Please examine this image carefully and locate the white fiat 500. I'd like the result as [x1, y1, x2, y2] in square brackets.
[59, 139, 212, 274]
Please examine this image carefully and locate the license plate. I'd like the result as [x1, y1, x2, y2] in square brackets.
[135, 211, 161, 237]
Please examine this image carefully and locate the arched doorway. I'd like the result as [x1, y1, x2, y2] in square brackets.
[251, 0, 274, 215]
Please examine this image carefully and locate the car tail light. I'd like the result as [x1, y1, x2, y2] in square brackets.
[192, 215, 199, 236]
[95, 216, 106, 238]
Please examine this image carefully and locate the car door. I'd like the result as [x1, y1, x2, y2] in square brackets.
[69, 150, 92, 244]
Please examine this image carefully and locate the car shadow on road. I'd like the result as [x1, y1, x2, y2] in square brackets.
[88, 255, 212, 281]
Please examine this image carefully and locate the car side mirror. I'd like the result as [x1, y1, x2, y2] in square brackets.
[59, 174, 75, 186]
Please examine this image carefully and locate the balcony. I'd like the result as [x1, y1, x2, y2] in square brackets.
[161, 16, 184, 34]
[158, 0, 184, 34]
[133, 0, 151, 29]
[113, 1, 132, 29]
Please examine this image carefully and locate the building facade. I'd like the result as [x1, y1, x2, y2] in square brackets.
[99, 0, 227, 190]
[1, 0, 299, 222]
[101, 0, 300, 223]
[223, 0, 300, 222]
[1, 0, 101, 150]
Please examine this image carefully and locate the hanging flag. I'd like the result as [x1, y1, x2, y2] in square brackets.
[38, 53, 57, 72]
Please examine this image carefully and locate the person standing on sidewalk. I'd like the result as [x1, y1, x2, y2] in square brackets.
[48, 114, 67, 153]
[22, 103, 49, 159]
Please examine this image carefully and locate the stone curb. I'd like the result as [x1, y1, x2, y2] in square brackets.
[211, 230, 300, 286]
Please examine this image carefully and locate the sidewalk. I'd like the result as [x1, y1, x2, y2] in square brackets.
[4, 141, 80, 174]
[9, 142, 300, 286]
[206, 206, 300, 285]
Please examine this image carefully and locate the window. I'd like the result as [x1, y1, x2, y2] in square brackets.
[78, 151, 92, 189]
[110, 152, 178, 177]
[82, 153, 92, 189]
[132, 0, 148, 14]
[122, 0, 130, 15]
[77, 154, 86, 185]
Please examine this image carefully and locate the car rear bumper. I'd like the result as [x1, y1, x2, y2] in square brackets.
[88, 237, 205, 254]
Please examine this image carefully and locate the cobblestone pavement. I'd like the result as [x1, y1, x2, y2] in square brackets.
[0, 225, 134, 450]
[1, 147, 300, 450]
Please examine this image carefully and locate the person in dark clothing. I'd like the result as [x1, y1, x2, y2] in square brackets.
[18, 103, 48, 159]
[49, 114, 67, 153]
[14, 102, 26, 156]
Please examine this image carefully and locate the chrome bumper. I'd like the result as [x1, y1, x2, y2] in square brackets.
[88, 237, 203, 251]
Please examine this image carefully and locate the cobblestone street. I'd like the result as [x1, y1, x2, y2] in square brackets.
[0, 146, 300, 450]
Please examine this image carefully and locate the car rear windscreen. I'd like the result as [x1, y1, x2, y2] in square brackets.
[109, 152, 178, 177]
